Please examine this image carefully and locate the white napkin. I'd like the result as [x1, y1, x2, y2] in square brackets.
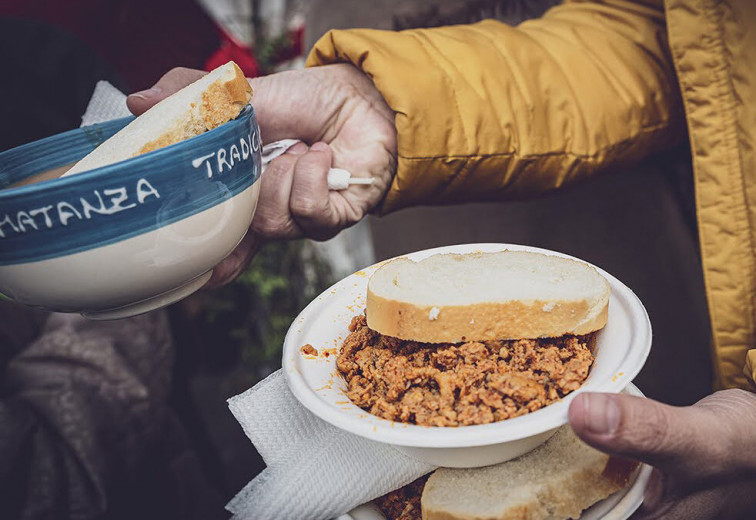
[80, 81, 132, 125]
[227, 370, 435, 520]
[79, 82, 367, 190]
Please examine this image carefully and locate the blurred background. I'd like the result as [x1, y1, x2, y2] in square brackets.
[0, 0, 711, 509]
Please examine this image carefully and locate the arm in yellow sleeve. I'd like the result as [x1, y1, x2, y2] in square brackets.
[306, 0, 683, 213]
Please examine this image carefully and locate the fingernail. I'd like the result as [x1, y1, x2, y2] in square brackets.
[129, 86, 162, 100]
[311, 142, 329, 152]
[287, 142, 308, 155]
[583, 393, 621, 435]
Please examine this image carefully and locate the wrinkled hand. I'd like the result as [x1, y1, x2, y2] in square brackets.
[569, 389, 756, 519]
[127, 65, 396, 287]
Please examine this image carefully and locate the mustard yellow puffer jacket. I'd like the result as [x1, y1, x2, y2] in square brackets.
[307, 0, 755, 390]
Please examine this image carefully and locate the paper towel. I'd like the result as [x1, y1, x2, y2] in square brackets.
[227, 370, 435, 520]
[80, 81, 131, 126]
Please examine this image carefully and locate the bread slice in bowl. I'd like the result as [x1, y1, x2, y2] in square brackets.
[63, 61, 252, 177]
[366, 251, 609, 343]
[421, 426, 638, 520]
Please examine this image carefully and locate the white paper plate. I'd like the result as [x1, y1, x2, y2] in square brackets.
[341, 466, 652, 520]
[283, 243, 652, 467]
[340, 383, 652, 520]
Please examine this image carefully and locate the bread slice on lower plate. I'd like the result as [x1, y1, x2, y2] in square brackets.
[63, 61, 252, 177]
[421, 426, 638, 520]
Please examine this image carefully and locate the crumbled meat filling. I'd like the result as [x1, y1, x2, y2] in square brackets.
[374, 475, 429, 520]
[337, 315, 594, 427]
[301, 344, 318, 356]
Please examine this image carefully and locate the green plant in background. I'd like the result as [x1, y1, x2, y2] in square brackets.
[195, 239, 333, 386]
[255, 33, 296, 73]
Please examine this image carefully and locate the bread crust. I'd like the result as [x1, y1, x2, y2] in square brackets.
[199, 62, 252, 129]
[421, 455, 638, 520]
[422, 504, 533, 520]
[138, 62, 252, 155]
[366, 291, 608, 343]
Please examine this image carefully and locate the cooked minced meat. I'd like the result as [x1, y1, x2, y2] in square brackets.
[374, 475, 429, 520]
[300, 344, 318, 356]
[336, 315, 594, 427]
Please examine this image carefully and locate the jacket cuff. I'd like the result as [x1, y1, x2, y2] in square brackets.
[306, 28, 454, 214]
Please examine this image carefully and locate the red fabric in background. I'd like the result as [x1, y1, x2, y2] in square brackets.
[0, 0, 221, 91]
[276, 26, 304, 64]
[205, 31, 260, 78]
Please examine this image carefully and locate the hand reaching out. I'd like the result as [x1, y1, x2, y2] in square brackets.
[569, 389, 756, 519]
[127, 64, 397, 287]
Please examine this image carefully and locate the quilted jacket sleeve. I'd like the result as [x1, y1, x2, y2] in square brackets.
[306, 0, 683, 213]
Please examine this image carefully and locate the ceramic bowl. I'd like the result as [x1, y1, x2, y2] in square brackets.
[283, 243, 652, 468]
[0, 105, 262, 319]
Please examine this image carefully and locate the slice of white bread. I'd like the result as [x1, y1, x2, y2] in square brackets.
[63, 61, 252, 177]
[421, 426, 638, 520]
[366, 251, 609, 343]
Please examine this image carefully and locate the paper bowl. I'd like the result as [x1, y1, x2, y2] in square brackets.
[283, 243, 652, 468]
[0, 105, 262, 319]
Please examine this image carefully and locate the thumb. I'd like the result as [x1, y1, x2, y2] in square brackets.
[126, 67, 207, 116]
[569, 392, 717, 479]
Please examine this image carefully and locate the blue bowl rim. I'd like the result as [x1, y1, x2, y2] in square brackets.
[0, 104, 257, 201]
